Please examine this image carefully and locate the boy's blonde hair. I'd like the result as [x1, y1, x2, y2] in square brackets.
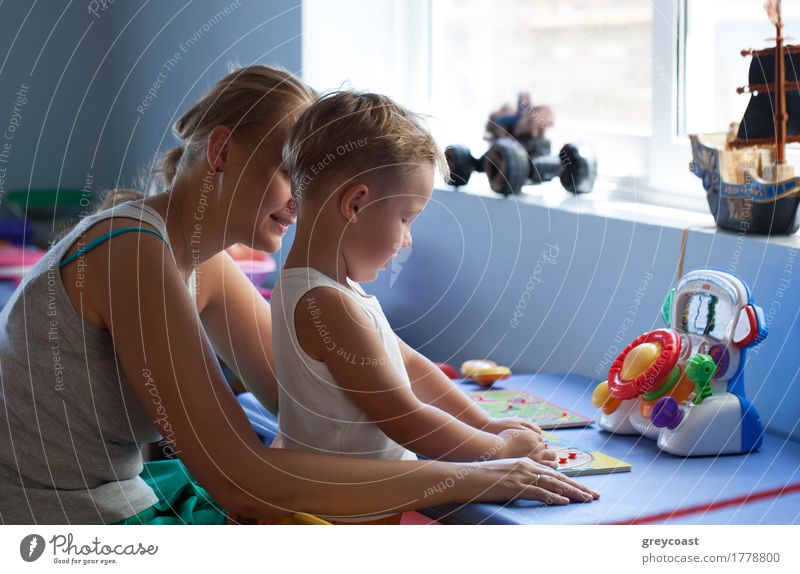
[282, 91, 448, 202]
[154, 64, 316, 192]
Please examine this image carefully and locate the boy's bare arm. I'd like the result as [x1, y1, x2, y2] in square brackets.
[397, 337, 492, 428]
[398, 339, 547, 443]
[293, 287, 512, 462]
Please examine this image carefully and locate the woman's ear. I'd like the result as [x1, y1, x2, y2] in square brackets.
[206, 125, 232, 172]
[340, 184, 369, 223]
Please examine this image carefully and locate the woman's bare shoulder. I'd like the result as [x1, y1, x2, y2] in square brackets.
[59, 214, 177, 330]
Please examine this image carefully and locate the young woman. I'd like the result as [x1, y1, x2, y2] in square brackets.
[0, 65, 597, 524]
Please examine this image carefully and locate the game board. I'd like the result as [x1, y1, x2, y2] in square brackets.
[541, 431, 631, 477]
[469, 388, 593, 429]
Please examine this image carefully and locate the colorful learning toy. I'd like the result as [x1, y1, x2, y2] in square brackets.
[592, 269, 767, 456]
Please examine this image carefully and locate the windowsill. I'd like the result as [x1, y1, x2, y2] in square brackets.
[436, 174, 800, 249]
[437, 173, 713, 226]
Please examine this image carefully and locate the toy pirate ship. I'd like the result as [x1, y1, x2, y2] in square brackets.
[690, 0, 800, 234]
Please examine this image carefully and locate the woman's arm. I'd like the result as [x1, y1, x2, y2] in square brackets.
[99, 234, 597, 520]
[195, 250, 279, 414]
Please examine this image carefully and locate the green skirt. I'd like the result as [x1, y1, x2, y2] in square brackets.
[114, 459, 227, 525]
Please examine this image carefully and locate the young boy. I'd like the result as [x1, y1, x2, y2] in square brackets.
[274, 91, 557, 473]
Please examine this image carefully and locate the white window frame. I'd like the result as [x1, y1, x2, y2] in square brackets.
[301, 0, 431, 112]
[649, 0, 697, 194]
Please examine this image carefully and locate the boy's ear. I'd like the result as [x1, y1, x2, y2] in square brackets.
[206, 125, 232, 172]
[340, 184, 369, 223]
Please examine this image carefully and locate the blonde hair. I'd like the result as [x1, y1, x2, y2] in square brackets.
[282, 91, 447, 203]
[152, 64, 316, 193]
[97, 188, 145, 211]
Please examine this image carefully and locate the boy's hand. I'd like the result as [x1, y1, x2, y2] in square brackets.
[482, 416, 542, 436]
[495, 429, 558, 469]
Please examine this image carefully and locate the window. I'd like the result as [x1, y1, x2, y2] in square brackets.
[429, 0, 654, 181]
[430, 0, 652, 138]
[304, 0, 655, 181]
[682, 0, 800, 136]
[302, 1, 798, 207]
[302, 0, 431, 114]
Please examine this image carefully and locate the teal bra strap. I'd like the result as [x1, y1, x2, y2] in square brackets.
[59, 227, 171, 269]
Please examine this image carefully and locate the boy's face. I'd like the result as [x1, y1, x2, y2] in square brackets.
[343, 164, 434, 283]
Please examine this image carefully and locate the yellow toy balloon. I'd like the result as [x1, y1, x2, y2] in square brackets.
[621, 342, 661, 381]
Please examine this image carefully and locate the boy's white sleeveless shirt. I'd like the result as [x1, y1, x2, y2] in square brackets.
[271, 266, 417, 462]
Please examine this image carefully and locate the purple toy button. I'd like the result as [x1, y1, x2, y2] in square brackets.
[708, 344, 731, 379]
[651, 396, 683, 430]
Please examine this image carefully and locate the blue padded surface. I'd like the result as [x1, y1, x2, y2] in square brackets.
[237, 392, 279, 446]
[420, 373, 800, 525]
[655, 490, 800, 525]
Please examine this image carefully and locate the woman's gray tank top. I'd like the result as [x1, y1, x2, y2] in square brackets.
[0, 200, 184, 524]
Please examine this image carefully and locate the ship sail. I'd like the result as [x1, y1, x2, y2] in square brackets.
[735, 45, 800, 144]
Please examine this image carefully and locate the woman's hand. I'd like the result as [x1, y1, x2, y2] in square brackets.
[483, 416, 542, 436]
[494, 429, 558, 469]
[462, 457, 599, 506]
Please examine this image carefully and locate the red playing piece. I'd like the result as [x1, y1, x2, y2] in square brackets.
[436, 363, 459, 379]
[544, 444, 548, 449]
[559, 457, 567, 464]
[506, 404, 514, 410]
[562, 411, 568, 417]
[568, 451, 577, 459]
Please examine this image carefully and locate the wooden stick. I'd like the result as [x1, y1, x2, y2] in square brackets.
[775, 18, 788, 164]
[736, 81, 800, 94]
[729, 134, 800, 148]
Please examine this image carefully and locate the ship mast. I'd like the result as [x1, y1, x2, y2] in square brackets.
[774, 0, 787, 164]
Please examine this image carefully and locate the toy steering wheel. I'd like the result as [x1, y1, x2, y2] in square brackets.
[608, 329, 681, 400]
